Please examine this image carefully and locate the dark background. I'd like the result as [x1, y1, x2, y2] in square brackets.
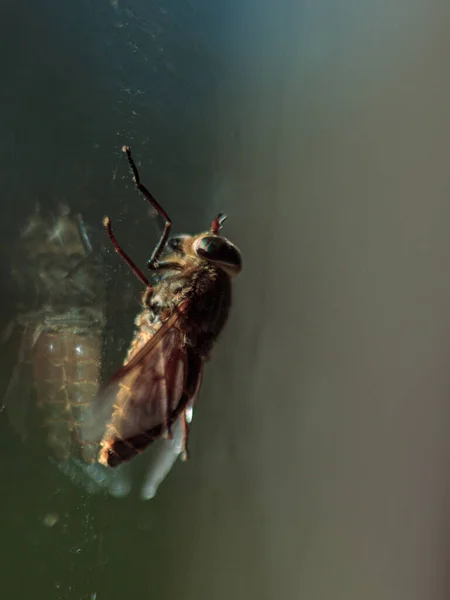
[2, 0, 450, 599]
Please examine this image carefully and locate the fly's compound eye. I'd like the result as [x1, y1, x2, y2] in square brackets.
[194, 235, 242, 275]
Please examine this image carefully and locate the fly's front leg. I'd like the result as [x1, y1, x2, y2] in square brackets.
[122, 146, 173, 268]
[103, 217, 151, 288]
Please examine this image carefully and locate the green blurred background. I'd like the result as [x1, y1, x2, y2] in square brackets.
[1, 0, 450, 599]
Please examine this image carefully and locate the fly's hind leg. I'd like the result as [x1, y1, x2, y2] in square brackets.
[162, 411, 173, 441]
[161, 390, 173, 441]
[180, 408, 190, 461]
[179, 350, 202, 461]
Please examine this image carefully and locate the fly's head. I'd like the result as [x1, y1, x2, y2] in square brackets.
[167, 213, 242, 277]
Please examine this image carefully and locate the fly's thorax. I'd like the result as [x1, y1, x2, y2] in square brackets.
[145, 273, 192, 321]
[183, 264, 233, 354]
[143, 262, 232, 358]
[138, 224, 240, 357]
[133, 307, 162, 334]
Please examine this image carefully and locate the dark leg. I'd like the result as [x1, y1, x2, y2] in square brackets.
[164, 400, 173, 440]
[122, 146, 172, 268]
[103, 217, 150, 288]
[180, 409, 190, 461]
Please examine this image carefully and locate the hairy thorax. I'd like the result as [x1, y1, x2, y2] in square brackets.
[136, 263, 232, 360]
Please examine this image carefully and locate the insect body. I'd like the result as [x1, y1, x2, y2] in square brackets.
[96, 146, 242, 469]
[3, 205, 106, 464]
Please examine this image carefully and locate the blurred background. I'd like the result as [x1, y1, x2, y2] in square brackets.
[1, 0, 450, 598]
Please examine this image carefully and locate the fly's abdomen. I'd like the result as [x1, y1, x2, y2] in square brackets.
[31, 324, 103, 463]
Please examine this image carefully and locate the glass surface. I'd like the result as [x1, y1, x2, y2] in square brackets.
[1, 1, 450, 599]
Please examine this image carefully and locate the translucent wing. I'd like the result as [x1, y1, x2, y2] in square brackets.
[89, 311, 203, 468]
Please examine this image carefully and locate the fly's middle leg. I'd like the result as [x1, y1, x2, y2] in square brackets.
[103, 217, 151, 289]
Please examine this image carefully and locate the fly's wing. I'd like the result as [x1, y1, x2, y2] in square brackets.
[86, 311, 199, 468]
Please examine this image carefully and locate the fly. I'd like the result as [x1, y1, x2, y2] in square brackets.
[93, 145, 242, 470]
